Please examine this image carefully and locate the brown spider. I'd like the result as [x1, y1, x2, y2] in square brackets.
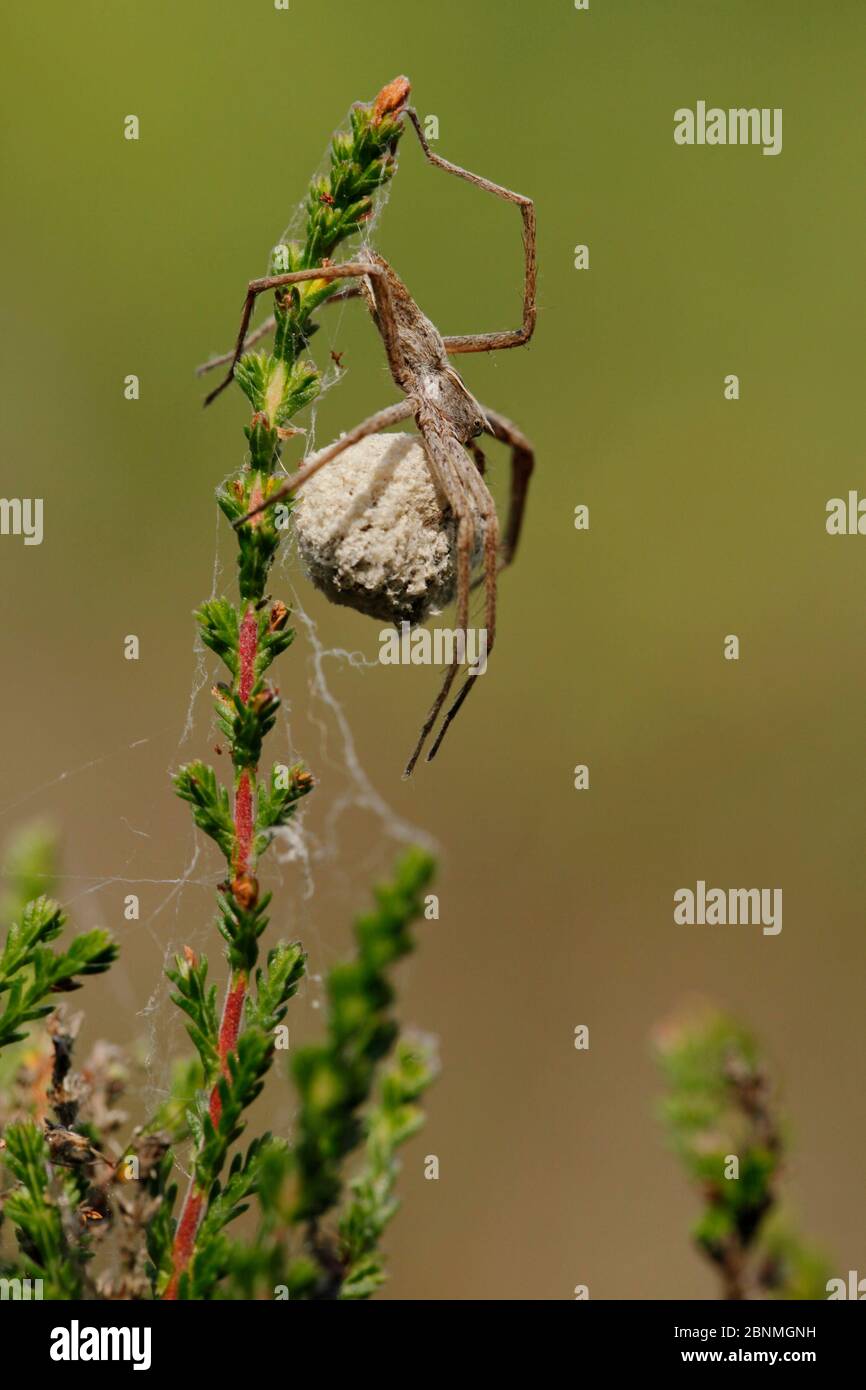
[201, 101, 536, 776]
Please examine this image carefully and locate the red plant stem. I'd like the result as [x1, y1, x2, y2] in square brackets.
[164, 963, 249, 1299]
[234, 772, 253, 874]
[163, 1189, 204, 1300]
[238, 603, 257, 704]
[164, 603, 259, 1300]
[208, 972, 247, 1128]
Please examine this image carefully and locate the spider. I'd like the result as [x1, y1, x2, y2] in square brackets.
[201, 98, 536, 777]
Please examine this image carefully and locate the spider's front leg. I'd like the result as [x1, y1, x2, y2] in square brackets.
[203, 262, 380, 407]
[405, 108, 536, 354]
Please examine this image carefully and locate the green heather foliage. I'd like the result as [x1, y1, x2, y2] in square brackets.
[655, 1006, 829, 1300]
[0, 827, 118, 1297]
[339, 1033, 438, 1299]
[2, 1122, 82, 1299]
[0, 81, 436, 1301]
[291, 849, 435, 1223]
[0, 896, 117, 1050]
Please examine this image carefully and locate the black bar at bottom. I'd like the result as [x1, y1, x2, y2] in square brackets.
[2, 1296, 860, 1374]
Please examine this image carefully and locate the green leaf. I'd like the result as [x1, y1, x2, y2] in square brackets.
[253, 602, 295, 680]
[0, 896, 64, 985]
[250, 941, 306, 1032]
[195, 598, 239, 678]
[226, 686, 280, 771]
[0, 900, 117, 1051]
[173, 762, 234, 861]
[217, 890, 272, 975]
[2, 1123, 81, 1298]
[254, 763, 313, 854]
[166, 951, 220, 1083]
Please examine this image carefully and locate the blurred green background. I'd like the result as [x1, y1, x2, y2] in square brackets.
[2, 0, 865, 1298]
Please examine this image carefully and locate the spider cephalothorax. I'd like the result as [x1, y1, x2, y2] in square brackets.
[202, 86, 536, 775]
[360, 251, 489, 442]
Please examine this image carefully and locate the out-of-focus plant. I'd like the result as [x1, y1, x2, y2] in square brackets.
[0, 825, 121, 1297]
[654, 1004, 829, 1300]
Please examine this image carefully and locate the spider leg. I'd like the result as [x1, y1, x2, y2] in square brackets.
[196, 288, 362, 377]
[426, 462, 500, 764]
[204, 262, 381, 407]
[403, 428, 476, 778]
[479, 404, 535, 569]
[405, 107, 536, 354]
[239, 399, 415, 524]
